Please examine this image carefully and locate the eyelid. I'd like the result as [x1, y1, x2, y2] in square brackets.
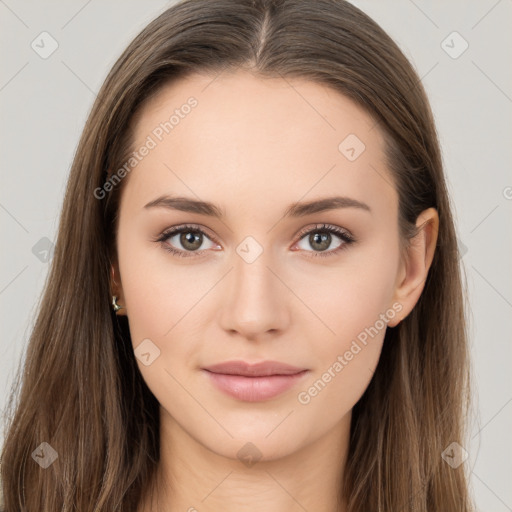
[156, 223, 218, 241]
[294, 223, 354, 242]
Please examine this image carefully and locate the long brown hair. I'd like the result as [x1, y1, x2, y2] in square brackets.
[1, 0, 473, 510]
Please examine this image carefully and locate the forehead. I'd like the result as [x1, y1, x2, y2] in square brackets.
[124, 70, 397, 220]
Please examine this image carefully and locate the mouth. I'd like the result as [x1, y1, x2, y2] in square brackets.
[201, 360, 309, 402]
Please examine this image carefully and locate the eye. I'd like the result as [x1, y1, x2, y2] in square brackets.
[294, 223, 356, 258]
[154, 223, 356, 259]
[154, 224, 219, 258]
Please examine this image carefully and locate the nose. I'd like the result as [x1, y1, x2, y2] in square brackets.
[218, 249, 291, 341]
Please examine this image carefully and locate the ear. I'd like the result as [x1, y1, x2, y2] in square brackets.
[387, 207, 439, 327]
[110, 259, 127, 316]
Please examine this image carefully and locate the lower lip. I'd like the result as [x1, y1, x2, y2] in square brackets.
[203, 370, 309, 402]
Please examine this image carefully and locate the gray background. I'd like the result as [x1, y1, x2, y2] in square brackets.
[1, 1, 511, 510]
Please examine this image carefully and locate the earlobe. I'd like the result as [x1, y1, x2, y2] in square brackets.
[388, 207, 439, 327]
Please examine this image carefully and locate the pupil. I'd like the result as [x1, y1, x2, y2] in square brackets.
[311, 232, 331, 251]
[181, 231, 201, 250]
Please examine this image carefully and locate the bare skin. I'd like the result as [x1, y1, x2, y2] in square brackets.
[110, 70, 438, 512]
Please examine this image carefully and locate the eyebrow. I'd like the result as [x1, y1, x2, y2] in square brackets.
[143, 194, 372, 218]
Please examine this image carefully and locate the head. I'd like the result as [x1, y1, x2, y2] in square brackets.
[1, 1, 472, 511]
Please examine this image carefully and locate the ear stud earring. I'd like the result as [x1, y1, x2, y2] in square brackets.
[112, 295, 124, 312]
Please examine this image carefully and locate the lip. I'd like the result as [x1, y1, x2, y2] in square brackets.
[202, 360, 309, 402]
[203, 360, 307, 377]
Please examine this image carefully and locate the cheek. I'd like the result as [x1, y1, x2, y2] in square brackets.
[295, 278, 393, 420]
[117, 238, 210, 406]
[293, 239, 399, 414]
[290, 236, 400, 349]
[117, 225, 213, 337]
[296, 335, 384, 426]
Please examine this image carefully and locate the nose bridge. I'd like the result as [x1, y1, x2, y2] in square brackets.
[219, 243, 289, 338]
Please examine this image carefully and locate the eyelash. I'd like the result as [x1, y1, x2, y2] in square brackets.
[153, 223, 356, 259]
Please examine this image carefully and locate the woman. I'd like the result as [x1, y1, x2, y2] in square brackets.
[0, 0, 473, 510]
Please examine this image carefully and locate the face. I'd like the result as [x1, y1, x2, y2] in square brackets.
[112, 70, 415, 462]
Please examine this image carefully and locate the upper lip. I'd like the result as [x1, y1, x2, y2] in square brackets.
[202, 360, 307, 377]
